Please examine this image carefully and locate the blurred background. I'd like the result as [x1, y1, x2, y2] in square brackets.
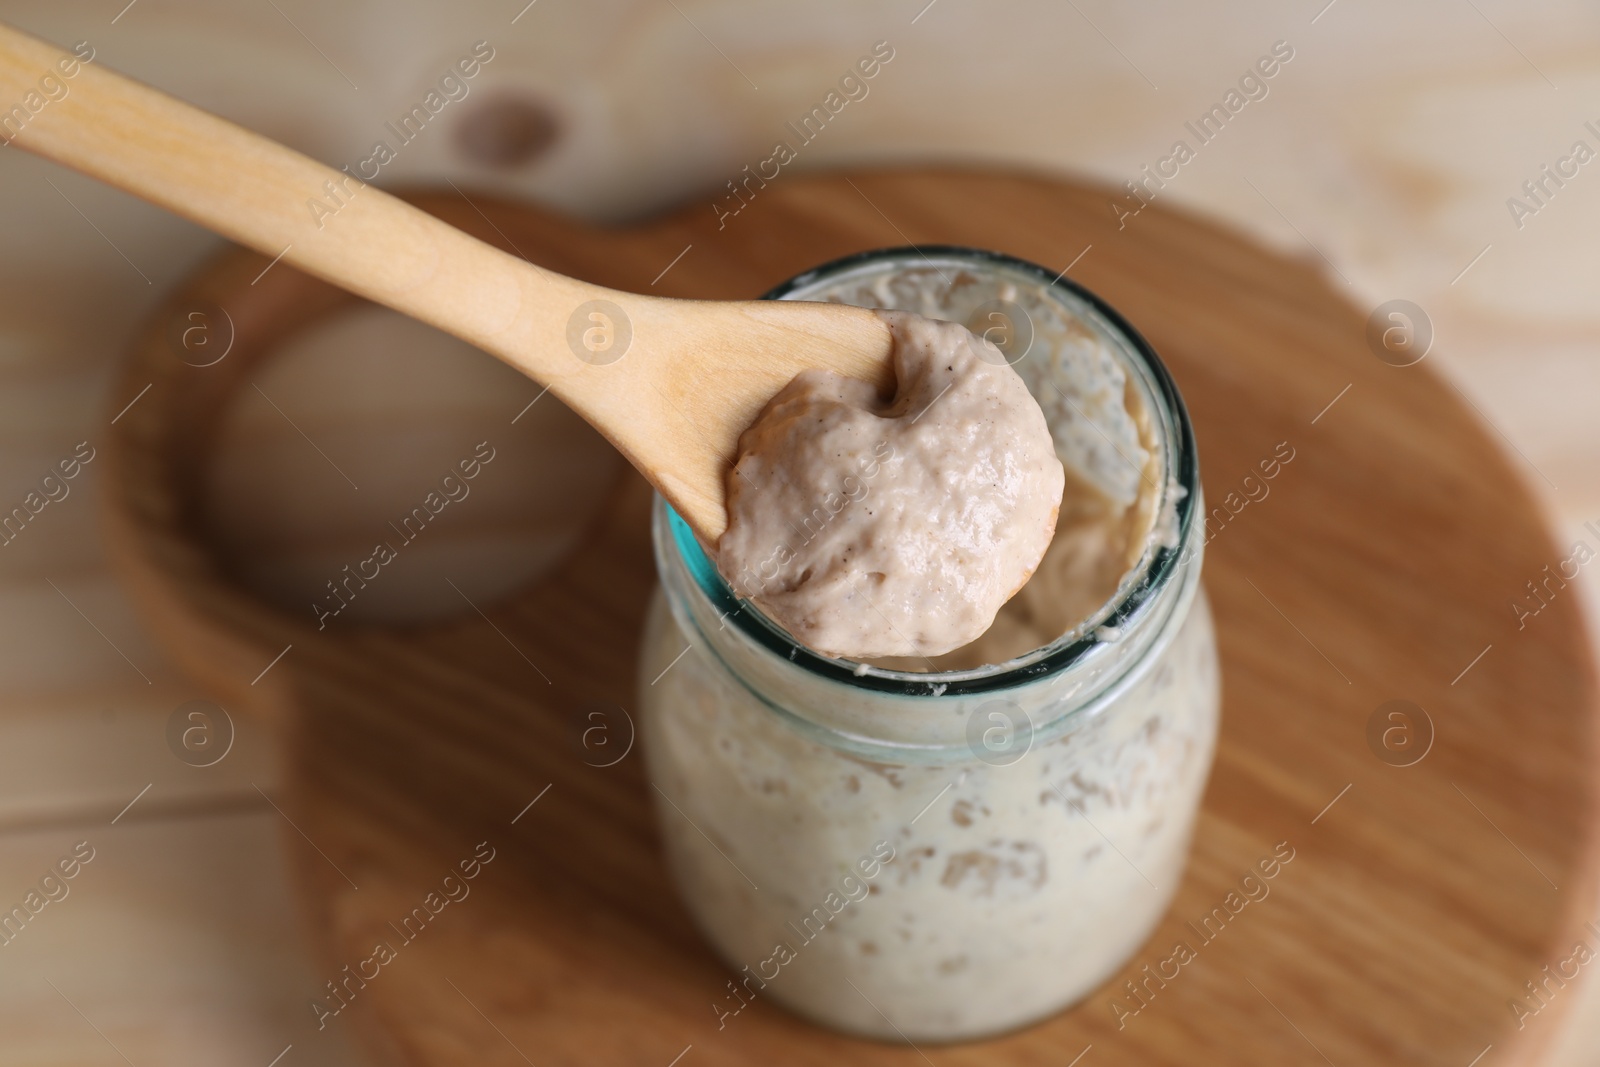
[1, 0, 1598, 1062]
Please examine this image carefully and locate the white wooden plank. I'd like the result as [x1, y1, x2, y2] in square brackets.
[0, 814, 362, 1067]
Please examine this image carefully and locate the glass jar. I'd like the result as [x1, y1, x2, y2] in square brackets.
[637, 247, 1219, 1043]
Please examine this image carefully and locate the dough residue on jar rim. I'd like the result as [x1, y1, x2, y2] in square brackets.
[715, 310, 1065, 661]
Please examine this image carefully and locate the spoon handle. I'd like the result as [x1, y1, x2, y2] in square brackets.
[0, 21, 896, 544]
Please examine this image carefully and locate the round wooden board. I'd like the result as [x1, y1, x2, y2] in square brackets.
[104, 170, 1600, 1066]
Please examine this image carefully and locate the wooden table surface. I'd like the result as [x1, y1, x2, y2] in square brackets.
[2, 2, 1600, 1065]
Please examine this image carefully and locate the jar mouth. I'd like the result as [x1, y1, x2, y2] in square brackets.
[666, 245, 1199, 697]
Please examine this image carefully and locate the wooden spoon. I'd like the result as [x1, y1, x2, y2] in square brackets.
[0, 22, 894, 543]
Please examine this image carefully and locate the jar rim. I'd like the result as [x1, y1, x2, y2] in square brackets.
[665, 244, 1199, 697]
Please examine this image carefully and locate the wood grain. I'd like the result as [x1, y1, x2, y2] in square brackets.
[102, 170, 1600, 1066]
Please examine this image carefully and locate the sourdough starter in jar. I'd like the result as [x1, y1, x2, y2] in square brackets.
[638, 248, 1219, 1042]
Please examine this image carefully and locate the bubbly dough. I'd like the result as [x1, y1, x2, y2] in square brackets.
[641, 259, 1218, 1040]
[716, 310, 1066, 660]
